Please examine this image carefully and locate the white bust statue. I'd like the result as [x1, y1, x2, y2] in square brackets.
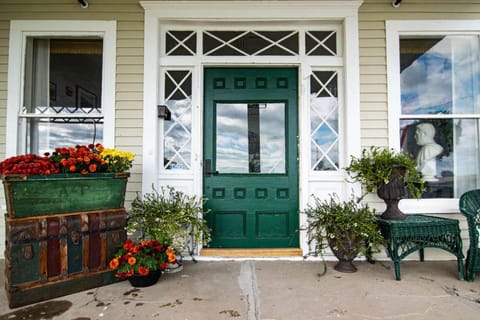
[415, 122, 443, 181]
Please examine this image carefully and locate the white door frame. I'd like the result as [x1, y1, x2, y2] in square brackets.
[141, 1, 363, 255]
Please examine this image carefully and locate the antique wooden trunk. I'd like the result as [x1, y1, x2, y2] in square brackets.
[2, 173, 129, 308]
[4, 209, 126, 308]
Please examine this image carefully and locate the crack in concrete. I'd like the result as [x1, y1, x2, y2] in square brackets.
[238, 261, 260, 320]
[443, 285, 480, 307]
[352, 305, 436, 319]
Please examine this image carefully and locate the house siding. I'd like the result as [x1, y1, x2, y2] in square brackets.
[0, 0, 479, 260]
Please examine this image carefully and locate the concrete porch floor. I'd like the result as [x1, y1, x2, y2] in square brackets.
[1, 259, 480, 320]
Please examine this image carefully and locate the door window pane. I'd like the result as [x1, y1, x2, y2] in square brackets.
[399, 35, 480, 198]
[216, 102, 286, 173]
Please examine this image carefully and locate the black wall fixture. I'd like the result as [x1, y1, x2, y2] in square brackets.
[78, 0, 89, 9]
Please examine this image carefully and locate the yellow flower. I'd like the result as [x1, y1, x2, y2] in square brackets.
[99, 147, 136, 172]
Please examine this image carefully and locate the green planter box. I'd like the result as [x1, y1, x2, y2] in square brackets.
[2, 172, 129, 218]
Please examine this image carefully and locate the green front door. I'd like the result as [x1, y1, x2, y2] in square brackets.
[203, 67, 299, 248]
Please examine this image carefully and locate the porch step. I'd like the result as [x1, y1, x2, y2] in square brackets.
[199, 248, 303, 257]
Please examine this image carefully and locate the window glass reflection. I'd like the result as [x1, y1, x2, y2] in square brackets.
[400, 36, 480, 115]
[400, 119, 480, 198]
[29, 119, 103, 155]
[216, 103, 286, 173]
[400, 35, 480, 199]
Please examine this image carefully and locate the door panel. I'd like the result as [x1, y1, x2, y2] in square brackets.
[203, 67, 298, 248]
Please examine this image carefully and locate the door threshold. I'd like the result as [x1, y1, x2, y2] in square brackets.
[200, 248, 303, 257]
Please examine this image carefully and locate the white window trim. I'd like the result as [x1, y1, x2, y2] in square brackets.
[6, 20, 117, 156]
[386, 20, 480, 214]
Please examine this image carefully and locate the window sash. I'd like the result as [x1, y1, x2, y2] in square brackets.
[6, 20, 116, 157]
[386, 20, 480, 211]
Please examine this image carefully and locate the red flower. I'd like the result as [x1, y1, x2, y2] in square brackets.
[160, 263, 169, 271]
[123, 239, 134, 250]
[131, 245, 141, 254]
[0, 154, 60, 175]
[138, 266, 150, 276]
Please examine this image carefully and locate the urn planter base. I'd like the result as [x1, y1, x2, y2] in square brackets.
[380, 199, 407, 220]
[333, 259, 358, 273]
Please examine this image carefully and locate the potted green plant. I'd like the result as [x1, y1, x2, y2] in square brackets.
[303, 193, 384, 273]
[127, 185, 211, 271]
[344, 146, 424, 220]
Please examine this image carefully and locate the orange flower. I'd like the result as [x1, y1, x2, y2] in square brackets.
[60, 158, 68, 167]
[168, 253, 176, 263]
[88, 164, 97, 173]
[96, 143, 104, 152]
[128, 257, 136, 266]
[138, 266, 150, 276]
[80, 169, 88, 175]
[166, 248, 174, 256]
[69, 165, 77, 172]
[109, 258, 119, 270]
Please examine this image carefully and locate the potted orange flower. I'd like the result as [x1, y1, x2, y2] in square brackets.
[109, 239, 177, 287]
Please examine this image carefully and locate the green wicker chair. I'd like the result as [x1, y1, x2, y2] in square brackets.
[459, 189, 480, 281]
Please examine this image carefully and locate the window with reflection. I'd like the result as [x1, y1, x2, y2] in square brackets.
[22, 38, 103, 155]
[216, 102, 286, 174]
[399, 35, 480, 198]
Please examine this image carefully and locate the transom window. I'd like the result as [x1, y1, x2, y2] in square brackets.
[164, 29, 338, 57]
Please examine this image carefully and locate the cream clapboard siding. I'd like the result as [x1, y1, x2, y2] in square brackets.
[0, 0, 145, 258]
[359, 0, 480, 259]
